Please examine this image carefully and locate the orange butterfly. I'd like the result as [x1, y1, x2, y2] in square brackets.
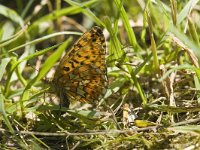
[52, 26, 107, 107]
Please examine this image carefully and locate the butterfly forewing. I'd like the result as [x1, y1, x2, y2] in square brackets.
[52, 26, 107, 106]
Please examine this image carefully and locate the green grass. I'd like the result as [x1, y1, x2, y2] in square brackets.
[1, 0, 200, 149]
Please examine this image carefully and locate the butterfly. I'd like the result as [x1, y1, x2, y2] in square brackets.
[52, 26, 107, 107]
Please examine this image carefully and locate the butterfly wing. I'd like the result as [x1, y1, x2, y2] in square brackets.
[53, 26, 107, 106]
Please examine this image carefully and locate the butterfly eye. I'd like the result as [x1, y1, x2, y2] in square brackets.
[96, 28, 102, 34]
